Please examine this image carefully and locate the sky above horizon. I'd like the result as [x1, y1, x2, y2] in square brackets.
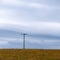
[0, 0, 60, 49]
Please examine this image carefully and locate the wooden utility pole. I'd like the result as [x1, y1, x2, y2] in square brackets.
[23, 33, 26, 49]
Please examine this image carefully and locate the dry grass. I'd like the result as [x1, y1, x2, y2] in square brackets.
[0, 49, 60, 60]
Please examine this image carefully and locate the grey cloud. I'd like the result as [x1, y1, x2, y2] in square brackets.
[0, 0, 60, 48]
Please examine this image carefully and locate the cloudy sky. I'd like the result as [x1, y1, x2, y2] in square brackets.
[0, 0, 60, 49]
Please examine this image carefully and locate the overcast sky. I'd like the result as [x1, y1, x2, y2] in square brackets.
[0, 0, 60, 49]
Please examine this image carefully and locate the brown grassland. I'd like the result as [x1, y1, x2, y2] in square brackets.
[0, 49, 60, 60]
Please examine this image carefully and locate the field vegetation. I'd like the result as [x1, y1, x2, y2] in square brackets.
[0, 49, 60, 60]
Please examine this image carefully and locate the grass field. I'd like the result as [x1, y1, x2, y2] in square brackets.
[0, 49, 60, 60]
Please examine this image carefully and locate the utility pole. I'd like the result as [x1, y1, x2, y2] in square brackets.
[23, 33, 27, 49]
